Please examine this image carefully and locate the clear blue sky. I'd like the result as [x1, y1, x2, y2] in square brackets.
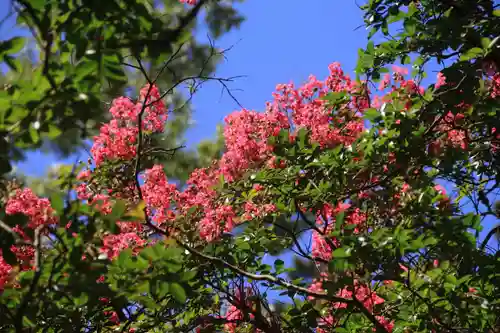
[2, 1, 497, 249]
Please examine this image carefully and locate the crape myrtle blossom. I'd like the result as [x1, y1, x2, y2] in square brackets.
[76, 64, 480, 256]
[0, 188, 58, 290]
[3, 60, 499, 331]
[73, 84, 170, 259]
[308, 277, 394, 332]
[90, 85, 167, 166]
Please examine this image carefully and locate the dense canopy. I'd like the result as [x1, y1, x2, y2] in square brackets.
[0, 0, 499, 332]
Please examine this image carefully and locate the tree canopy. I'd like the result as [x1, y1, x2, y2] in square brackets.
[0, 1, 499, 332]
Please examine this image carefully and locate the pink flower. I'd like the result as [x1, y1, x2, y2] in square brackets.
[89, 194, 113, 215]
[76, 169, 91, 180]
[434, 185, 447, 196]
[392, 65, 408, 75]
[100, 233, 146, 259]
[333, 282, 385, 312]
[142, 165, 178, 225]
[491, 73, 500, 98]
[375, 316, 394, 332]
[435, 72, 446, 89]
[0, 252, 13, 291]
[6, 188, 58, 229]
[221, 287, 254, 333]
[379, 73, 391, 91]
[10, 245, 35, 269]
[90, 84, 167, 166]
[104, 311, 120, 324]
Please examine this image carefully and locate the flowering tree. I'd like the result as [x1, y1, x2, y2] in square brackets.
[0, 0, 499, 332]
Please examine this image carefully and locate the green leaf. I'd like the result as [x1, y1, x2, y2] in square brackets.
[407, 2, 418, 16]
[403, 19, 416, 35]
[26, 0, 45, 10]
[463, 213, 480, 229]
[155, 280, 169, 298]
[460, 48, 483, 61]
[103, 54, 127, 83]
[22, 316, 36, 328]
[46, 124, 62, 139]
[169, 282, 187, 303]
[445, 274, 457, 285]
[117, 248, 133, 268]
[332, 247, 351, 258]
[321, 91, 347, 104]
[359, 53, 374, 69]
[328, 258, 350, 272]
[50, 193, 65, 214]
[4, 55, 20, 72]
[75, 61, 98, 81]
[181, 269, 198, 281]
[274, 259, 285, 273]
[29, 127, 39, 144]
[297, 127, 308, 149]
[110, 200, 127, 221]
[74, 293, 89, 307]
[363, 108, 380, 121]
[335, 212, 345, 229]
[493, 9, 500, 17]
[0, 37, 26, 56]
[440, 261, 450, 270]
[481, 37, 492, 49]
[140, 243, 164, 261]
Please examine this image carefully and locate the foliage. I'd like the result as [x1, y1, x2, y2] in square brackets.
[0, 1, 499, 333]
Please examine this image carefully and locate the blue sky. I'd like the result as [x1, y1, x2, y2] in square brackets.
[2, 1, 497, 250]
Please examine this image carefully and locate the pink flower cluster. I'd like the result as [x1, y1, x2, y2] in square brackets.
[0, 254, 12, 291]
[270, 62, 365, 147]
[141, 165, 177, 226]
[428, 111, 468, 154]
[309, 279, 394, 332]
[373, 65, 425, 111]
[91, 85, 167, 166]
[491, 73, 500, 98]
[78, 63, 371, 247]
[6, 188, 58, 229]
[221, 109, 289, 181]
[100, 232, 146, 259]
[179, 0, 197, 4]
[435, 72, 447, 90]
[74, 85, 169, 258]
[311, 202, 366, 261]
[175, 63, 368, 241]
[221, 287, 255, 333]
[0, 188, 58, 290]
